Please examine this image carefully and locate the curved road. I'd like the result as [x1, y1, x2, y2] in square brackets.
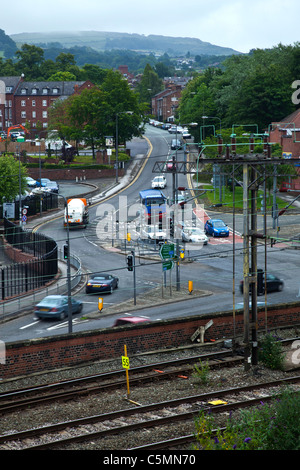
[1, 125, 300, 341]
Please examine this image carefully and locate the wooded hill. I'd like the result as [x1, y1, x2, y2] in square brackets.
[10, 30, 241, 57]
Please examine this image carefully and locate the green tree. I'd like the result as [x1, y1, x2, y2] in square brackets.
[136, 63, 163, 106]
[0, 154, 27, 203]
[15, 44, 45, 79]
[66, 86, 112, 158]
[48, 71, 77, 81]
[100, 69, 146, 143]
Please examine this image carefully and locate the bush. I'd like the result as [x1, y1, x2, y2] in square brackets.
[194, 388, 300, 450]
[258, 333, 285, 370]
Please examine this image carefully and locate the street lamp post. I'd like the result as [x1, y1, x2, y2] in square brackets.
[115, 111, 133, 184]
[49, 191, 72, 334]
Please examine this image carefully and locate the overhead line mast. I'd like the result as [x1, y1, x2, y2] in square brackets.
[153, 134, 298, 371]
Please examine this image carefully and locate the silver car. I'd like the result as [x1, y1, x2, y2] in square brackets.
[182, 227, 208, 245]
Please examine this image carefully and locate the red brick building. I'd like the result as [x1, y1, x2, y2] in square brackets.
[269, 109, 300, 158]
[269, 109, 300, 190]
[151, 83, 184, 122]
[0, 76, 93, 137]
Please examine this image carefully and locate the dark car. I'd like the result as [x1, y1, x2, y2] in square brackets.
[85, 273, 119, 294]
[34, 295, 83, 320]
[239, 273, 284, 294]
[204, 219, 229, 237]
[44, 181, 59, 193]
[171, 139, 181, 150]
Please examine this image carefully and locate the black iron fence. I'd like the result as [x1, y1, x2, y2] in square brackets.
[1, 218, 58, 300]
[1, 192, 58, 221]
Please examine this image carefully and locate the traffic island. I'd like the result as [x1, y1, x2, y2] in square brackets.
[85, 285, 212, 319]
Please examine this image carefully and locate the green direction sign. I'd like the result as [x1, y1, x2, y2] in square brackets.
[162, 260, 173, 271]
[159, 243, 175, 260]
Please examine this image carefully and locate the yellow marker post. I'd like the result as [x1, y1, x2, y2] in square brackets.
[188, 280, 193, 294]
[127, 232, 131, 242]
[98, 297, 103, 311]
[122, 345, 130, 398]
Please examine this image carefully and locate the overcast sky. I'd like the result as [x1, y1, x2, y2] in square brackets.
[3, 0, 300, 54]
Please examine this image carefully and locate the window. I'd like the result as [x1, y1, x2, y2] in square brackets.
[42, 111, 47, 118]
[21, 88, 27, 95]
[32, 111, 36, 118]
[32, 88, 37, 94]
[42, 100, 47, 107]
[21, 100, 26, 107]
[32, 100, 36, 107]
[42, 88, 48, 94]
[43, 122, 47, 128]
[53, 88, 59, 94]
[6, 86, 13, 93]
[21, 111, 26, 118]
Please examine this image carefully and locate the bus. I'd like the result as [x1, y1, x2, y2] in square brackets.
[139, 189, 167, 224]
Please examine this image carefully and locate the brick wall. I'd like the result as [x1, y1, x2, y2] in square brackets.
[1, 302, 299, 379]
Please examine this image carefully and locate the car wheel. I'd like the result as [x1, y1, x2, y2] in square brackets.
[78, 304, 83, 313]
[278, 284, 283, 291]
[110, 286, 113, 294]
[59, 311, 66, 320]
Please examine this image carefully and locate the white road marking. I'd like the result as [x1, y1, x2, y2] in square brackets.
[20, 320, 40, 329]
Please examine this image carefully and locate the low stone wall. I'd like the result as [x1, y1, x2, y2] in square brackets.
[27, 167, 121, 181]
[1, 302, 299, 379]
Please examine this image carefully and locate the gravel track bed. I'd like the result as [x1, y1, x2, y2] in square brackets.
[0, 328, 299, 450]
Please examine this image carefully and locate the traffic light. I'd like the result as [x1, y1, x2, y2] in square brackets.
[127, 254, 133, 271]
[63, 243, 69, 260]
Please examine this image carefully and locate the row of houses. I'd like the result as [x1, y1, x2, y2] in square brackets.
[0, 70, 187, 137]
[2, 71, 300, 163]
[0, 75, 93, 137]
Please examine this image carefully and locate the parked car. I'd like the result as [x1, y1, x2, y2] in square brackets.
[204, 219, 230, 237]
[181, 128, 191, 139]
[113, 316, 151, 326]
[240, 273, 284, 294]
[152, 175, 167, 189]
[171, 139, 182, 150]
[34, 295, 83, 320]
[182, 226, 208, 244]
[40, 178, 51, 187]
[168, 126, 183, 134]
[14, 190, 33, 201]
[85, 273, 119, 294]
[44, 181, 59, 193]
[25, 176, 37, 188]
[10, 131, 25, 141]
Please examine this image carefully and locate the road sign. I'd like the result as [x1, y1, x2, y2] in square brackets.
[159, 243, 174, 260]
[162, 260, 173, 271]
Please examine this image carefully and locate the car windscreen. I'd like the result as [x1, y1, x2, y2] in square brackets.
[214, 221, 226, 227]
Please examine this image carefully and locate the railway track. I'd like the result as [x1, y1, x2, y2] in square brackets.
[1, 375, 299, 450]
[0, 350, 243, 414]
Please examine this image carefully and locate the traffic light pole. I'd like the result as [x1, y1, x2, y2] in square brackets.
[127, 250, 136, 305]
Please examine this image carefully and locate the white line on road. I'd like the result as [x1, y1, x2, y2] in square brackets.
[20, 320, 40, 329]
